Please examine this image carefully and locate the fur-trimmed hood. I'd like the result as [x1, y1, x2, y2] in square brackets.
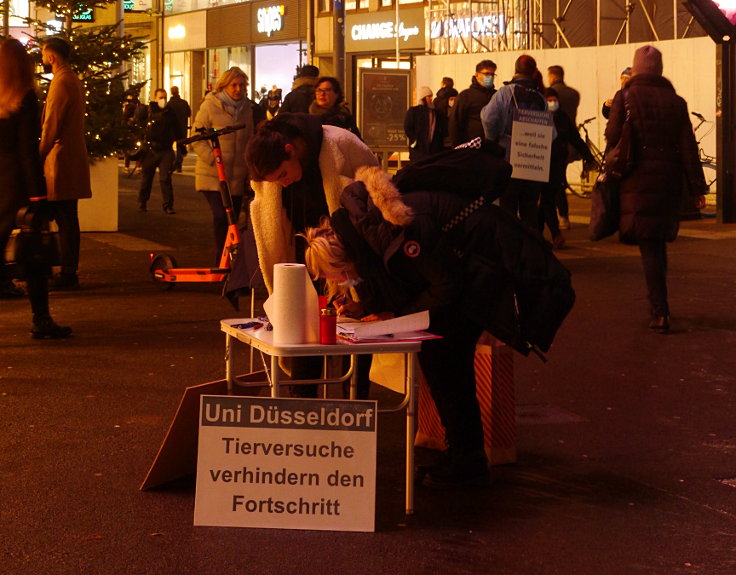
[353, 165, 414, 226]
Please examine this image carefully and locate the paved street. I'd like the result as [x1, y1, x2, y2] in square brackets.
[1, 164, 735, 575]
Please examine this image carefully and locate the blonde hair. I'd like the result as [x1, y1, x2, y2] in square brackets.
[301, 218, 355, 301]
[0, 39, 35, 120]
[215, 67, 248, 93]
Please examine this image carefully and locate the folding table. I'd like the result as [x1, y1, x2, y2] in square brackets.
[220, 318, 423, 515]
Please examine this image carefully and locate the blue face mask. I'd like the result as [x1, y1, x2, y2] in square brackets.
[481, 75, 495, 89]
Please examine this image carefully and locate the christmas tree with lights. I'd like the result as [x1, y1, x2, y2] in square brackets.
[26, 0, 147, 160]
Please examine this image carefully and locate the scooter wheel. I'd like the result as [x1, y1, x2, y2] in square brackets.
[150, 254, 177, 291]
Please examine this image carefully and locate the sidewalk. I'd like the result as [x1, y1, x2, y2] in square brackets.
[1, 170, 735, 575]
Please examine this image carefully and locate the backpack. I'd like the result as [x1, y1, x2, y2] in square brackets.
[511, 84, 547, 111]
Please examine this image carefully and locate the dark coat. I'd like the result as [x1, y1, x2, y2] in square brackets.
[333, 165, 575, 354]
[145, 102, 179, 151]
[166, 94, 191, 139]
[403, 103, 443, 162]
[605, 74, 707, 244]
[433, 87, 458, 148]
[550, 109, 594, 186]
[281, 77, 317, 114]
[309, 101, 361, 139]
[1, 91, 46, 235]
[549, 81, 580, 126]
[449, 77, 495, 146]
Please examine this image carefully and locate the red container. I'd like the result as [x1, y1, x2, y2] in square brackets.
[320, 308, 337, 344]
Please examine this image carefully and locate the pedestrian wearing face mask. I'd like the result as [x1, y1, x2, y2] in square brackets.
[138, 88, 180, 214]
[404, 86, 444, 163]
[449, 60, 497, 147]
[540, 88, 595, 249]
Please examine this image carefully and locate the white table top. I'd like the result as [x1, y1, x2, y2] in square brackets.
[221, 318, 424, 357]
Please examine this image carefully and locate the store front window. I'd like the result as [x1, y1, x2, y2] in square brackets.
[207, 46, 252, 93]
[254, 43, 301, 105]
[165, 51, 192, 102]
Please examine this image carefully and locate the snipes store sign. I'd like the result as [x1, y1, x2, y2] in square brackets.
[345, 7, 425, 52]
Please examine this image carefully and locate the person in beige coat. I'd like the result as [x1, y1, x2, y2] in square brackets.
[40, 38, 91, 290]
[191, 67, 262, 261]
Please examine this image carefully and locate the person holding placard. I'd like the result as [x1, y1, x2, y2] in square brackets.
[480, 55, 553, 229]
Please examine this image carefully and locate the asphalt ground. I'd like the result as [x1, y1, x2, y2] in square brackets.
[1, 161, 735, 575]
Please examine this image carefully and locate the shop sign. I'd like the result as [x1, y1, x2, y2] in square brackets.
[256, 4, 285, 38]
[70, 8, 94, 22]
[346, 7, 425, 52]
[124, 0, 153, 11]
[430, 13, 507, 42]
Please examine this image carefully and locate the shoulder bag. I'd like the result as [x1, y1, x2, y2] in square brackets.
[4, 201, 60, 279]
[602, 90, 633, 180]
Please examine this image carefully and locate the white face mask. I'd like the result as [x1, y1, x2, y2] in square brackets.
[157, 98, 166, 109]
[547, 101, 559, 112]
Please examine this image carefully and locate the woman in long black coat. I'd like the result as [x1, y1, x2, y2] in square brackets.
[605, 45, 706, 332]
[0, 38, 71, 338]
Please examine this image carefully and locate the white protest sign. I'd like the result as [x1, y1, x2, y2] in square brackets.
[194, 395, 377, 532]
[509, 108, 554, 182]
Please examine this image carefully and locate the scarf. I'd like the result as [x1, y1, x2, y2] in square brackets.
[216, 90, 245, 117]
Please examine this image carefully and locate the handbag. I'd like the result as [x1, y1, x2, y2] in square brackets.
[602, 91, 633, 180]
[4, 202, 60, 279]
[589, 174, 620, 241]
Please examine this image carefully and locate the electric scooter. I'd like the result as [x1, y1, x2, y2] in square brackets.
[149, 123, 246, 289]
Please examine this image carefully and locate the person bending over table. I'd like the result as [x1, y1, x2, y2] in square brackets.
[301, 165, 575, 489]
[245, 113, 378, 398]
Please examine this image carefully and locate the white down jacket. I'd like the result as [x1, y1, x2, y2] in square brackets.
[191, 91, 257, 196]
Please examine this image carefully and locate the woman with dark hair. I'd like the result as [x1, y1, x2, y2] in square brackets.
[0, 38, 71, 338]
[309, 77, 361, 138]
[245, 113, 377, 397]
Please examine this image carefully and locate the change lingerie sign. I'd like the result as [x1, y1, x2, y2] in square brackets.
[345, 7, 425, 52]
[194, 396, 378, 532]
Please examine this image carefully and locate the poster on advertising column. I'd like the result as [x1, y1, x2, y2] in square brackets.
[509, 108, 554, 183]
[194, 395, 377, 532]
[359, 69, 410, 150]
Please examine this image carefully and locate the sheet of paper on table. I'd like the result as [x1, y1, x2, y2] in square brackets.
[336, 310, 437, 342]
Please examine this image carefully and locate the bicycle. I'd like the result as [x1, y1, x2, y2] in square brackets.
[692, 111, 717, 194]
[566, 117, 605, 199]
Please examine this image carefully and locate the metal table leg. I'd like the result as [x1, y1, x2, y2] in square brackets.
[406, 352, 417, 515]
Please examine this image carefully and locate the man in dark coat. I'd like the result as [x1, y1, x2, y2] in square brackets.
[605, 45, 706, 333]
[433, 77, 458, 149]
[166, 86, 191, 172]
[138, 88, 179, 214]
[448, 60, 496, 146]
[403, 86, 443, 163]
[280, 64, 319, 114]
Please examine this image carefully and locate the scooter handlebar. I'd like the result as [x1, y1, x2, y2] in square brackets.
[178, 123, 247, 145]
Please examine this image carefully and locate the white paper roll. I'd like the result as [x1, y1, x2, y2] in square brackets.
[269, 263, 320, 345]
